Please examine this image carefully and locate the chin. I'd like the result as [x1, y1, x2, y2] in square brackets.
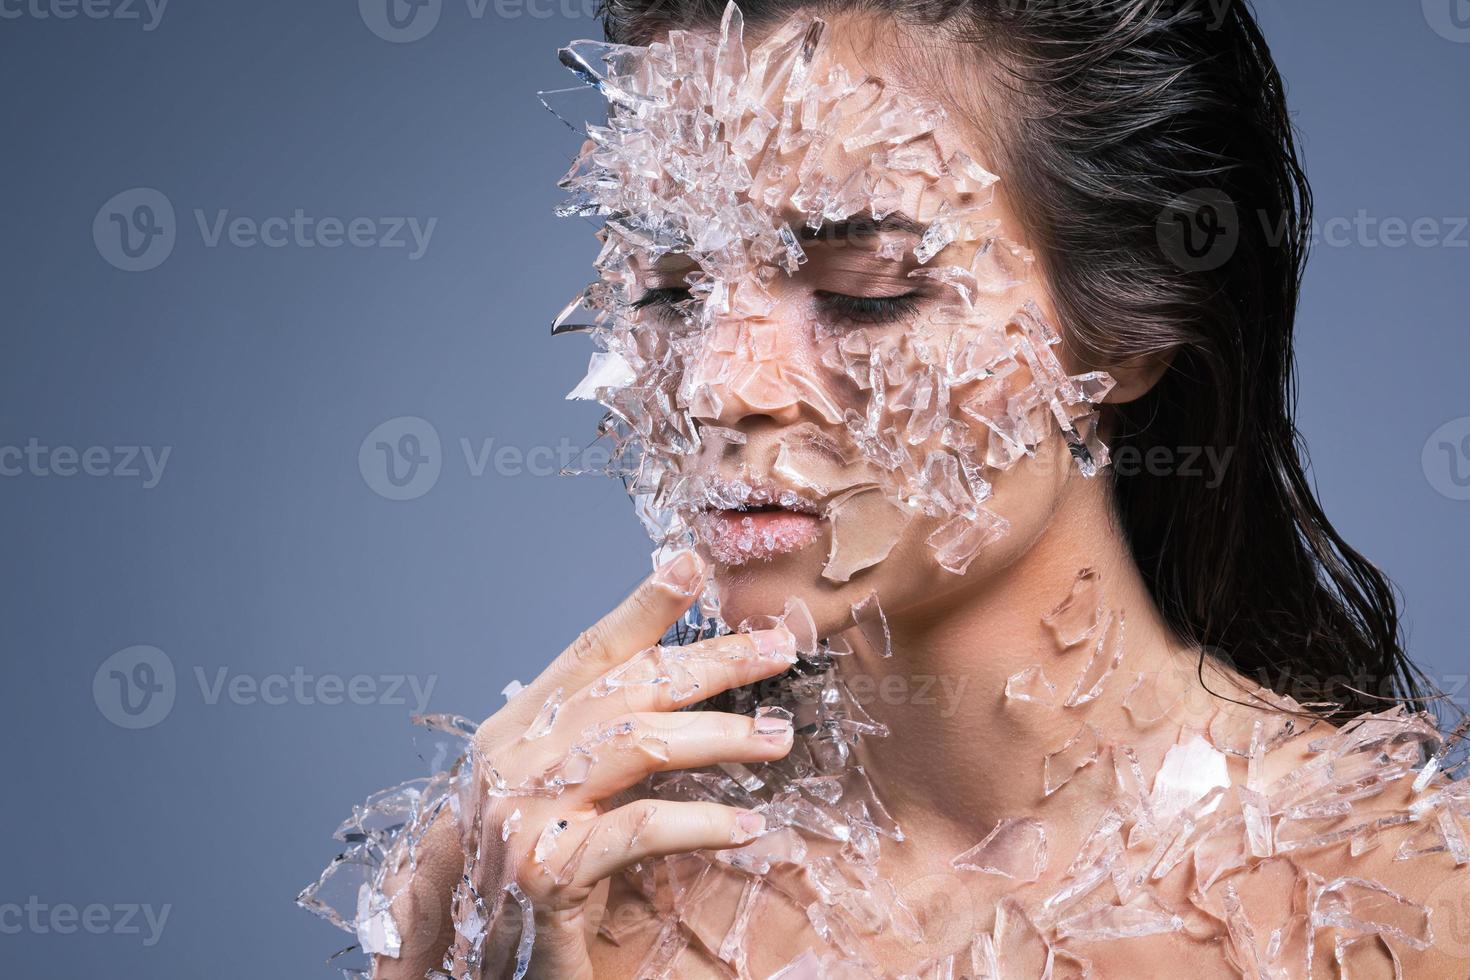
[705, 553, 896, 644]
[709, 552, 814, 626]
[704, 539, 843, 632]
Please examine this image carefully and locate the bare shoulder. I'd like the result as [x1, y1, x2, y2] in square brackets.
[1255, 712, 1470, 976]
[1298, 774, 1470, 976]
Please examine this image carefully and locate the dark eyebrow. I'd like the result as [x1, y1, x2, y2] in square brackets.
[641, 261, 698, 288]
[800, 212, 926, 243]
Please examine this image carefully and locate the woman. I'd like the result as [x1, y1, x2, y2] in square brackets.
[301, 1, 1470, 976]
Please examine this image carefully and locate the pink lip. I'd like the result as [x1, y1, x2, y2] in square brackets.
[693, 475, 824, 513]
[698, 508, 824, 564]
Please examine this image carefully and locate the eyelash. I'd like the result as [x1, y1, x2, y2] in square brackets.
[632, 288, 692, 313]
[633, 288, 922, 325]
[812, 290, 922, 325]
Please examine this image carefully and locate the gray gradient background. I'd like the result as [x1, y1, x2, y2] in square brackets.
[0, 0, 1466, 975]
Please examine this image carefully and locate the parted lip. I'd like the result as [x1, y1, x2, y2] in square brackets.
[689, 474, 824, 516]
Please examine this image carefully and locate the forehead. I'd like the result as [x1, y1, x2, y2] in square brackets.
[563, 8, 1003, 276]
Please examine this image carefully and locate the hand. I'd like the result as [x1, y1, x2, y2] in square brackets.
[374, 550, 798, 980]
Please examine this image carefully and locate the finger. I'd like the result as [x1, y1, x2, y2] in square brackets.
[577, 628, 797, 719]
[563, 711, 795, 802]
[484, 549, 707, 740]
[552, 549, 706, 683]
[541, 800, 767, 895]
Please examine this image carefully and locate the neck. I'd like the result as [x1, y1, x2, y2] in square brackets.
[838, 481, 1197, 854]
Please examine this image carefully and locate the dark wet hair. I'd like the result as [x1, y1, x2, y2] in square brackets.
[601, 0, 1431, 718]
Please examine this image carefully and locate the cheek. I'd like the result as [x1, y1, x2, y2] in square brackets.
[693, 299, 1085, 632]
[827, 314, 1076, 565]
[842, 437, 1074, 627]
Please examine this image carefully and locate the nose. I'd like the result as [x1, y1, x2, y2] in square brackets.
[687, 315, 833, 429]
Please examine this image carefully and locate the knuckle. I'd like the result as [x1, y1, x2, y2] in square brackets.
[624, 581, 667, 621]
[567, 624, 612, 667]
[514, 859, 555, 903]
[471, 732, 499, 770]
[472, 719, 499, 753]
[622, 799, 661, 835]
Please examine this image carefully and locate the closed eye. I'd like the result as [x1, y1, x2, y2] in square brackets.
[632, 287, 923, 326]
[633, 287, 692, 309]
[814, 290, 922, 325]
[632, 286, 695, 323]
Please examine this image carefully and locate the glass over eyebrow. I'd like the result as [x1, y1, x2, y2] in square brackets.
[634, 211, 927, 283]
[800, 212, 926, 245]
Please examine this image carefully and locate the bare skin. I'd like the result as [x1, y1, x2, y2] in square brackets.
[374, 445, 1470, 977]
[380, 13, 1470, 979]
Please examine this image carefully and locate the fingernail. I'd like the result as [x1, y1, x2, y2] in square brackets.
[754, 716, 793, 740]
[751, 628, 796, 660]
[732, 811, 766, 844]
[654, 549, 704, 596]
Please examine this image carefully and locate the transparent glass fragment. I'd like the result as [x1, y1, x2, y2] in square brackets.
[1005, 664, 1058, 706]
[1063, 609, 1126, 707]
[1044, 723, 1101, 797]
[850, 591, 892, 659]
[1042, 568, 1104, 648]
[951, 817, 1048, 882]
[822, 485, 913, 583]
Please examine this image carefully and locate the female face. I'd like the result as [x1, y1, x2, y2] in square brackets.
[563, 11, 1114, 638]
